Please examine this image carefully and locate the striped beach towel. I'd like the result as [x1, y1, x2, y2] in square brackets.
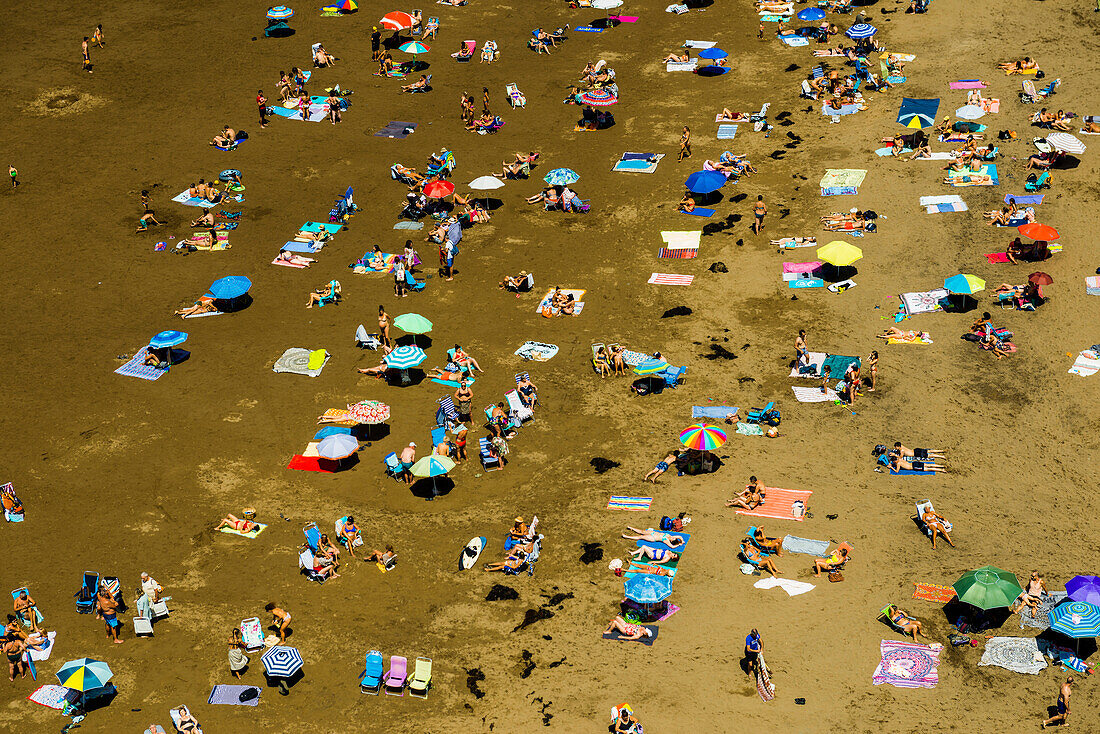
[717, 124, 738, 140]
[649, 273, 694, 286]
[791, 385, 838, 403]
[658, 248, 697, 259]
[736, 487, 812, 521]
[608, 496, 653, 511]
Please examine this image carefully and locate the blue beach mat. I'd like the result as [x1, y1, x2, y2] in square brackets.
[574, 26, 604, 32]
[681, 208, 715, 217]
[281, 241, 320, 254]
[636, 531, 690, 553]
[430, 376, 476, 388]
[300, 221, 343, 234]
[692, 406, 737, 420]
[1005, 194, 1043, 205]
[717, 124, 738, 140]
[890, 468, 936, 476]
[789, 278, 825, 288]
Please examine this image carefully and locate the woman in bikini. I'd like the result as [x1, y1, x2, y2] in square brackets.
[1013, 571, 1048, 612]
[726, 483, 764, 510]
[865, 351, 878, 392]
[174, 295, 218, 318]
[265, 604, 292, 643]
[216, 513, 258, 534]
[678, 126, 691, 163]
[377, 306, 391, 347]
[621, 527, 685, 547]
[317, 533, 342, 569]
[453, 379, 473, 417]
[276, 250, 314, 267]
[750, 527, 782, 556]
[885, 605, 927, 640]
[452, 345, 484, 373]
[593, 346, 612, 377]
[603, 615, 654, 641]
[920, 508, 955, 548]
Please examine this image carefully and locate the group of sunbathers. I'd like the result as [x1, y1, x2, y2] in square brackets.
[529, 26, 567, 54]
[998, 56, 1039, 75]
[872, 442, 948, 474]
[484, 517, 539, 572]
[5, 590, 52, 680]
[821, 209, 875, 232]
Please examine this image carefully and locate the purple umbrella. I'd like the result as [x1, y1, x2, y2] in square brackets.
[1066, 575, 1100, 606]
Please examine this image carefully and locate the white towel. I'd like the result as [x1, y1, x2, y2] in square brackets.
[789, 352, 826, 378]
[28, 631, 57, 662]
[661, 231, 702, 250]
[683, 40, 715, 49]
[1068, 350, 1100, 377]
[754, 577, 815, 596]
[791, 385, 838, 403]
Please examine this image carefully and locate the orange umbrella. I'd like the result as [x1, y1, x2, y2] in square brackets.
[1028, 272, 1053, 286]
[1017, 223, 1058, 241]
[380, 11, 414, 29]
[423, 180, 455, 199]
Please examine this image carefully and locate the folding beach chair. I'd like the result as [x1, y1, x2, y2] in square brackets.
[746, 526, 779, 556]
[1020, 80, 1039, 104]
[355, 325, 381, 350]
[426, 150, 455, 178]
[479, 436, 503, 471]
[384, 656, 408, 695]
[878, 605, 909, 635]
[240, 617, 265, 651]
[303, 522, 321, 552]
[422, 17, 439, 39]
[436, 396, 460, 426]
[507, 83, 527, 108]
[504, 535, 542, 576]
[1024, 171, 1050, 192]
[409, 74, 432, 93]
[404, 269, 426, 292]
[408, 657, 433, 698]
[452, 40, 476, 61]
[360, 650, 385, 694]
[745, 401, 777, 424]
[298, 549, 328, 584]
[75, 572, 99, 614]
[170, 706, 202, 734]
[505, 390, 533, 423]
[913, 499, 952, 539]
[800, 80, 817, 99]
[515, 372, 540, 406]
[316, 280, 341, 307]
[383, 452, 406, 482]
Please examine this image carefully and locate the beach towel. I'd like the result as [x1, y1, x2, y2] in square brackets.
[613, 159, 660, 173]
[656, 603, 680, 621]
[393, 221, 424, 230]
[887, 332, 933, 345]
[26, 631, 56, 662]
[979, 637, 1047, 675]
[1020, 591, 1067, 630]
[876, 146, 912, 157]
[920, 194, 967, 213]
[514, 341, 558, 362]
[620, 349, 650, 367]
[792, 385, 838, 402]
[900, 288, 949, 316]
[27, 685, 70, 710]
[1004, 194, 1044, 205]
[692, 405, 737, 420]
[666, 60, 698, 72]
[319, 408, 356, 426]
[779, 35, 809, 47]
[273, 347, 329, 377]
[911, 152, 958, 160]
[683, 40, 715, 49]
[890, 467, 938, 476]
[636, 530, 690, 553]
[430, 376, 477, 388]
[172, 191, 217, 208]
[736, 488, 811, 521]
[648, 273, 694, 286]
[608, 496, 653, 511]
[946, 164, 998, 186]
[352, 252, 401, 273]
[872, 640, 941, 688]
[282, 241, 322, 254]
[300, 221, 342, 234]
[535, 288, 585, 316]
[272, 257, 308, 269]
[950, 80, 987, 89]
[658, 247, 697, 259]
[736, 423, 764, 436]
[717, 124, 737, 140]
[208, 685, 262, 706]
[623, 560, 678, 581]
[790, 351, 826, 378]
[820, 186, 858, 196]
[183, 310, 224, 319]
[754, 577, 815, 596]
[609, 15, 638, 22]
[574, 26, 604, 32]
[755, 656, 776, 702]
[680, 207, 715, 217]
[1069, 349, 1100, 377]
[375, 121, 418, 139]
[912, 582, 957, 603]
[115, 348, 167, 381]
[287, 455, 337, 472]
[603, 626, 658, 645]
[781, 535, 830, 556]
[218, 523, 267, 538]
[820, 169, 867, 189]
[661, 230, 702, 250]
[821, 103, 861, 116]
[783, 261, 822, 280]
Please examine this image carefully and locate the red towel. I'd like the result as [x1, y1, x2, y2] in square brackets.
[658, 248, 697, 259]
[984, 252, 1010, 263]
[287, 455, 337, 473]
[736, 487, 812, 522]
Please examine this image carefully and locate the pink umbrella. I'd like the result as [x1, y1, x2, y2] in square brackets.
[346, 400, 390, 424]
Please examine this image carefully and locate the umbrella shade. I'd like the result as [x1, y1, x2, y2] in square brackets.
[897, 98, 940, 129]
[410, 455, 456, 478]
[679, 423, 727, 451]
[952, 565, 1023, 610]
[317, 433, 359, 460]
[338, 0, 357, 10]
[346, 400, 390, 424]
[943, 273, 986, 295]
[592, 0, 623, 7]
[1018, 223, 1059, 241]
[399, 41, 430, 54]
[816, 241, 863, 267]
[1066, 576, 1100, 606]
[684, 170, 727, 194]
[267, 6, 294, 19]
[261, 645, 304, 678]
[624, 573, 673, 604]
[208, 275, 252, 300]
[1049, 601, 1100, 639]
[633, 358, 670, 375]
[380, 11, 414, 29]
[423, 180, 455, 198]
[1045, 132, 1086, 155]
[314, 426, 352, 440]
[56, 659, 113, 692]
[393, 313, 433, 333]
[797, 7, 826, 20]
[955, 105, 985, 120]
[698, 47, 728, 60]
[845, 23, 877, 39]
[544, 168, 580, 186]
[384, 345, 427, 369]
[579, 88, 618, 106]
[1028, 271, 1053, 286]
[149, 330, 188, 349]
[468, 175, 504, 190]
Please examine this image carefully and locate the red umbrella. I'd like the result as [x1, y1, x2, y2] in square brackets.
[380, 11, 414, 30]
[423, 180, 455, 199]
[1028, 271, 1053, 286]
[1017, 223, 1059, 241]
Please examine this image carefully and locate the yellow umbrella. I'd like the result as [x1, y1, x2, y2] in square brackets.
[816, 241, 863, 267]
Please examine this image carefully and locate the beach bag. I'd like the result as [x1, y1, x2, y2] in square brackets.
[828, 571, 843, 582]
[659, 516, 683, 532]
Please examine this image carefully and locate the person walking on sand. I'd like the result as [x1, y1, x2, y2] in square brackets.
[753, 195, 767, 234]
[92, 23, 105, 48]
[8, 165, 18, 189]
[265, 603, 291, 643]
[257, 90, 269, 129]
[678, 125, 691, 162]
[1041, 677, 1074, 728]
[82, 37, 92, 73]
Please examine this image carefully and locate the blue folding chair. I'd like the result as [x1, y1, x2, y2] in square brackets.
[383, 452, 405, 482]
[745, 402, 775, 423]
[303, 522, 320, 553]
[361, 650, 385, 694]
[75, 572, 98, 614]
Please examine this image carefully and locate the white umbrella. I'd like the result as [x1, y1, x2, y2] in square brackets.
[955, 105, 985, 120]
[592, 0, 623, 7]
[1045, 132, 1086, 155]
[468, 176, 504, 190]
[317, 433, 359, 460]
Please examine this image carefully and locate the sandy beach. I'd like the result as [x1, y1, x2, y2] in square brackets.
[2, 0, 1100, 731]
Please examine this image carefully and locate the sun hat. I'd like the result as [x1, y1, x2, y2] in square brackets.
[608, 558, 623, 571]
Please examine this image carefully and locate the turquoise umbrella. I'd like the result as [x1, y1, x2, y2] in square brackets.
[56, 658, 113, 692]
[267, 6, 294, 19]
[399, 41, 430, 54]
[633, 358, 670, 376]
[544, 168, 579, 186]
[624, 573, 673, 603]
[384, 345, 427, 369]
[1050, 601, 1100, 639]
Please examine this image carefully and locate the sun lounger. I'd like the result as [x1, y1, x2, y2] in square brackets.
[298, 549, 328, 584]
[479, 436, 502, 471]
[170, 707, 202, 734]
[505, 390, 533, 423]
[384, 656, 408, 695]
[913, 499, 951, 538]
[506, 82, 526, 108]
[360, 650, 385, 694]
[408, 657, 432, 698]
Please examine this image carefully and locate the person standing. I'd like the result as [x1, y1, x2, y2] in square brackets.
[482, 87, 492, 116]
[752, 195, 767, 234]
[1041, 677, 1074, 728]
[227, 628, 249, 679]
[371, 27, 382, 60]
[8, 164, 18, 189]
[678, 125, 691, 162]
[82, 37, 92, 73]
[3, 636, 27, 681]
[264, 603, 291, 643]
[744, 629, 763, 673]
[92, 23, 105, 48]
[95, 583, 123, 643]
[378, 305, 391, 347]
[443, 237, 455, 281]
[393, 257, 407, 298]
[257, 90, 268, 129]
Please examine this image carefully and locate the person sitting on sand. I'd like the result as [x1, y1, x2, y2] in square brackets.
[143, 347, 170, 368]
[920, 507, 955, 548]
[750, 527, 782, 556]
[402, 75, 429, 93]
[884, 605, 928, 640]
[629, 545, 679, 564]
[1012, 571, 1048, 613]
[306, 280, 340, 308]
[726, 481, 764, 511]
[663, 50, 689, 63]
[677, 193, 696, 213]
[216, 511, 259, 534]
[507, 517, 529, 542]
[484, 549, 527, 572]
[191, 211, 216, 228]
[603, 615, 653, 642]
[813, 546, 849, 577]
[136, 212, 162, 231]
[313, 43, 336, 67]
[621, 527, 685, 547]
[643, 451, 680, 483]
[211, 126, 236, 147]
[740, 541, 779, 577]
[174, 295, 217, 318]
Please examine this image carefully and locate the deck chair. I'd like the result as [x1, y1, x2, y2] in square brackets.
[303, 522, 321, 552]
[298, 549, 328, 584]
[422, 17, 439, 38]
[878, 605, 909, 635]
[822, 542, 853, 573]
[383, 452, 406, 481]
[430, 425, 447, 449]
[1020, 79, 1039, 104]
[12, 587, 43, 627]
[170, 707, 201, 734]
[746, 526, 778, 556]
[408, 657, 433, 698]
[749, 103, 771, 122]
[515, 372, 540, 406]
[507, 83, 527, 108]
[355, 325, 381, 350]
[1024, 171, 1050, 191]
[591, 343, 606, 372]
[913, 499, 952, 539]
[452, 40, 475, 61]
[75, 572, 99, 614]
[240, 617, 265, 651]
[360, 650, 385, 694]
[479, 436, 502, 471]
[404, 269, 426, 292]
[745, 402, 776, 424]
[390, 164, 421, 186]
[426, 150, 455, 178]
[800, 80, 817, 99]
[996, 291, 1016, 309]
[485, 404, 519, 435]
[660, 365, 686, 388]
[437, 396, 461, 426]
[409, 74, 432, 93]
[506, 390, 533, 423]
[384, 655, 408, 695]
[504, 535, 542, 576]
[317, 280, 341, 307]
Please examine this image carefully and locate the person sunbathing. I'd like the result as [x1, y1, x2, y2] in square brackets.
[891, 452, 947, 473]
[999, 56, 1037, 73]
[357, 358, 390, 377]
[317, 533, 341, 569]
[621, 527, 685, 547]
[771, 236, 816, 247]
[603, 616, 653, 641]
[677, 193, 696, 213]
[276, 250, 314, 267]
[750, 527, 782, 556]
[428, 364, 466, 383]
[944, 171, 992, 185]
[306, 280, 340, 308]
[663, 51, 689, 63]
[484, 549, 527, 572]
[500, 271, 530, 290]
[313, 44, 336, 67]
[740, 542, 779, 578]
[1025, 151, 1058, 170]
[364, 247, 386, 271]
[813, 547, 849, 576]
[211, 126, 237, 147]
[875, 327, 930, 344]
[1084, 120, 1100, 134]
[885, 605, 928, 640]
[216, 513, 259, 534]
[981, 332, 1011, 359]
[174, 296, 217, 318]
[174, 706, 204, 733]
[629, 546, 679, 564]
[725, 484, 764, 511]
[401, 75, 429, 93]
[593, 346, 612, 377]
[985, 206, 1012, 226]
[452, 345, 483, 372]
[607, 344, 625, 375]
[920, 508, 955, 548]
[528, 36, 551, 54]
[1012, 571, 1048, 612]
[366, 545, 397, 567]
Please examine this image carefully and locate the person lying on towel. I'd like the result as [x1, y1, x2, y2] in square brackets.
[603, 615, 653, 641]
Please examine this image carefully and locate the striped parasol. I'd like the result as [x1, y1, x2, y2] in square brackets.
[845, 23, 877, 39]
[579, 88, 618, 107]
[679, 423, 727, 450]
[56, 659, 113, 692]
[633, 358, 670, 375]
[261, 645, 304, 678]
[1049, 601, 1100, 639]
[1045, 132, 1086, 155]
[383, 345, 427, 369]
[267, 6, 294, 20]
[346, 400, 390, 424]
[380, 11, 414, 30]
[399, 40, 430, 54]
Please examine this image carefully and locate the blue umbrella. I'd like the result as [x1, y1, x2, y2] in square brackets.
[267, 6, 294, 20]
[698, 47, 727, 60]
[1066, 575, 1100, 606]
[543, 168, 580, 186]
[313, 426, 352, 440]
[633, 358, 670, 376]
[797, 7, 825, 21]
[624, 573, 673, 604]
[1049, 601, 1100, 639]
[845, 23, 877, 39]
[897, 97, 940, 129]
[261, 645, 304, 678]
[684, 170, 727, 194]
[149, 330, 188, 349]
[384, 345, 427, 369]
[208, 275, 252, 300]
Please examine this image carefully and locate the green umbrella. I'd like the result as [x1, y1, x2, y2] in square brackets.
[951, 565, 1023, 610]
[393, 313, 433, 334]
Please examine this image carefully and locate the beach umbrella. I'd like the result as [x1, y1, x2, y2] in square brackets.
[1028, 271, 1053, 286]
[679, 423, 727, 451]
[897, 98, 940, 129]
[261, 645, 304, 678]
[423, 180, 455, 199]
[579, 88, 618, 106]
[346, 400, 390, 424]
[1066, 576, 1100, 606]
[797, 7, 825, 20]
[955, 105, 985, 120]
[393, 313, 433, 334]
[624, 573, 673, 604]
[544, 168, 580, 186]
[384, 345, 427, 369]
[1049, 601, 1100, 639]
[684, 170, 727, 194]
[1018, 223, 1059, 241]
[338, 0, 358, 10]
[633, 358, 670, 376]
[943, 273, 986, 295]
[380, 11, 414, 29]
[208, 275, 252, 300]
[267, 6, 294, 20]
[469, 175, 504, 191]
[845, 23, 877, 39]
[149, 330, 188, 349]
[399, 40, 430, 54]
[816, 241, 862, 267]
[56, 658, 113, 692]
[317, 433, 359, 460]
[952, 565, 1023, 610]
[698, 47, 728, 60]
[314, 426, 352, 440]
[410, 455, 456, 478]
[1045, 132, 1086, 155]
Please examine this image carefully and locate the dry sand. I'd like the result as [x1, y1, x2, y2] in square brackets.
[2, 0, 1100, 731]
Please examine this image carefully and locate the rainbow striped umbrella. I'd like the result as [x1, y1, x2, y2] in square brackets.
[399, 40, 430, 54]
[267, 6, 294, 20]
[679, 423, 727, 450]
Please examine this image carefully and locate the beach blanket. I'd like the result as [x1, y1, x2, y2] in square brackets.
[613, 153, 664, 173]
[872, 640, 941, 688]
[779, 35, 809, 47]
[603, 626, 658, 645]
[1069, 349, 1100, 376]
[681, 207, 715, 217]
[272, 257, 308, 269]
[27, 685, 70, 710]
[26, 631, 56, 662]
[820, 169, 867, 189]
[620, 349, 650, 367]
[888, 332, 933, 345]
[781, 535, 829, 556]
[636, 530, 690, 553]
[300, 221, 342, 234]
[820, 186, 858, 196]
[692, 405, 737, 420]
[270, 104, 328, 122]
[821, 103, 862, 116]
[666, 60, 698, 72]
[1020, 591, 1067, 630]
[792, 385, 838, 402]
[683, 40, 715, 49]
[717, 124, 737, 140]
[218, 523, 267, 538]
[890, 468, 936, 476]
[393, 221, 423, 230]
[754, 577, 815, 596]
[115, 348, 167, 381]
[375, 121, 418, 139]
[430, 376, 477, 388]
[661, 230, 702, 250]
[574, 25, 604, 32]
[182, 310, 224, 319]
[623, 559, 678, 580]
[950, 80, 987, 89]
[900, 288, 948, 316]
[1004, 194, 1044, 205]
[273, 347, 329, 377]
[979, 637, 1047, 675]
[946, 164, 998, 186]
[658, 247, 697, 259]
[920, 194, 967, 213]
[876, 146, 912, 157]
[352, 252, 401, 273]
[783, 261, 822, 281]
[514, 341, 558, 362]
[756, 656, 776, 702]
[736, 423, 763, 436]
[287, 455, 337, 472]
[535, 288, 585, 316]
[736, 488, 810, 522]
[608, 496, 652, 511]
[911, 152, 958, 161]
[912, 582, 957, 603]
[648, 273, 694, 286]
[656, 603, 680, 621]
[282, 240, 322, 254]
[790, 351, 826, 378]
[172, 191, 217, 208]
[209, 685, 262, 706]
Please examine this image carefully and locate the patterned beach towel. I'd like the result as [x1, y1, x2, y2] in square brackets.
[872, 640, 941, 688]
[648, 273, 694, 286]
[658, 247, 697, 259]
[979, 637, 1047, 675]
[912, 582, 957, 603]
[115, 348, 168, 381]
[736, 487, 811, 521]
[791, 385, 838, 403]
[607, 496, 653, 511]
[1020, 591, 1067, 630]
